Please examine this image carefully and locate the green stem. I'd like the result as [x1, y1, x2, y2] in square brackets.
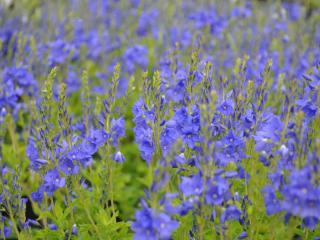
[74, 176, 102, 239]
[108, 156, 116, 218]
[5, 196, 20, 239]
[42, 193, 49, 230]
[84, 207, 102, 240]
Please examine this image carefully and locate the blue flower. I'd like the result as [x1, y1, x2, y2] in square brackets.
[302, 217, 318, 230]
[210, 114, 226, 137]
[188, 10, 215, 30]
[0, 26, 15, 57]
[67, 144, 93, 166]
[31, 186, 44, 203]
[179, 172, 203, 197]
[110, 117, 125, 146]
[72, 224, 78, 236]
[48, 39, 71, 67]
[132, 201, 179, 240]
[254, 111, 283, 154]
[114, 151, 126, 163]
[133, 99, 155, 164]
[160, 119, 179, 156]
[242, 108, 256, 130]
[2, 67, 37, 92]
[214, 131, 245, 166]
[238, 231, 248, 239]
[174, 107, 188, 127]
[65, 67, 80, 94]
[181, 124, 201, 149]
[220, 130, 244, 147]
[24, 219, 41, 229]
[296, 98, 317, 118]
[59, 157, 80, 175]
[205, 177, 230, 206]
[123, 45, 148, 74]
[26, 137, 43, 170]
[153, 213, 179, 239]
[166, 78, 187, 103]
[49, 224, 58, 230]
[87, 128, 109, 148]
[217, 99, 234, 117]
[0, 67, 38, 117]
[42, 168, 66, 197]
[0, 226, 11, 238]
[139, 135, 154, 164]
[169, 27, 192, 48]
[220, 205, 241, 223]
[136, 10, 159, 37]
[174, 106, 201, 149]
[262, 186, 282, 215]
[280, 168, 320, 223]
[283, 3, 301, 21]
[131, 204, 155, 240]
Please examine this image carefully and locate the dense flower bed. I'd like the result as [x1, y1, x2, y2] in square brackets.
[0, 0, 320, 239]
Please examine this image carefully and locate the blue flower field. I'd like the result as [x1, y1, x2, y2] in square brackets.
[0, 0, 320, 239]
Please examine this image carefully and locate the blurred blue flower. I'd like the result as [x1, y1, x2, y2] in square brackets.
[123, 45, 148, 74]
[111, 117, 125, 146]
[114, 151, 126, 163]
[132, 200, 179, 240]
[179, 172, 203, 197]
[221, 205, 241, 223]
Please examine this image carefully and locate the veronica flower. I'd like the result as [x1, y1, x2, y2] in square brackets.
[242, 108, 256, 130]
[262, 186, 282, 215]
[136, 10, 159, 37]
[87, 128, 109, 147]
[123, 45, 148, 74]
[280, 168, 320, 222]
[0, 225, 11, 239]
[214, 130, 245, 166]
[139, 133, 155, 164]
[174, 106, 201, 149]
[210, 113, 226, 137]
[254, 111, 283, 154]
[42, 168, 66, 196]
[47, 39, 71, 67]
[217, 99, 234, 117]
[303, 70, 320, 90]
[2, 67, 37, 93]
[169, 27, 192, 48]
[65, 67, 80, 94]
[205, 177, 230, 206]
[179, 172, 203, 197]
[188, 9, 215, 30]
[133, 99, 155, 164]
[27, 137, 45, 170]
[132, 200, 179, 240]
[0, 67, 38, 118]
[32, 168, 65, 202]
[153, 213, 179, 239]
[296, 98, 318, 118]
[86, 30, 103, 61]
[283, 2, 301, 21]
[0, 25, 15, 57]
[164, 69, 188, 103]
[31, 186, 45, 203]
[220, 205, 242, 223]
[160, 119, 179, 156]
[59, 157, 80, 175]
[66, 144, 93, 166]
[114, 151, 126, 163]
[110, 117, 125, 146]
